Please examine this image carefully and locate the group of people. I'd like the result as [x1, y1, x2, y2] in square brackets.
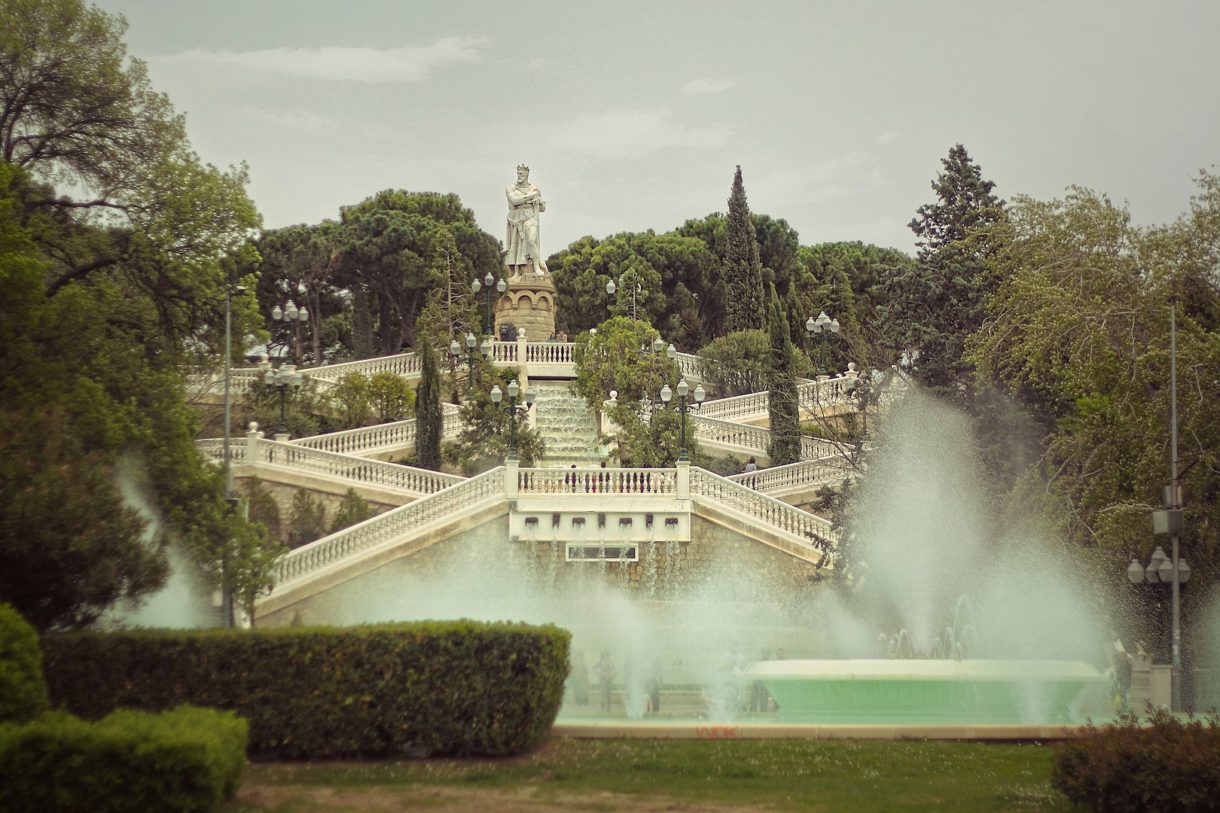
[546, 330, 568, 342]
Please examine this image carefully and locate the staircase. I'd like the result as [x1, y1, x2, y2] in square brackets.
[531, 380, 603, 468]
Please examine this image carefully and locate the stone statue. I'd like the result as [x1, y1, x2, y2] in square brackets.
[505, 164, 548, 277]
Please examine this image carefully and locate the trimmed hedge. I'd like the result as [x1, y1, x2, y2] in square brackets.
[1052, 709, 1220, 812]
[0, 706, 247, 813]
[0, 602, 49, 723]
[43, 620, 570, 759]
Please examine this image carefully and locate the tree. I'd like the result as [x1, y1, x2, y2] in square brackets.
[2, 0, 260, 313]
[0, 407, 167, 631]
[724, 166, 766, 332]
[571, 317, 687, 466]
[444, 361, 545, 474]
[698, 329, 771, 396]
[285, 490, 327, 550]
[414, 336, 443, 470]
[368, 371, 414, 423]
[766, 288, 802, 466]
[256, 222, 344, 364]
[329, 489, 376, 534]
[966, 181, 1220, 573]
[886, 144, 1005, 398]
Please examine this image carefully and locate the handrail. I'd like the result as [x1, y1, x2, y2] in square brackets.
[195, 438, 246, 465]
[249, 438, 464, 495]
[289, 405, 461, 456]
[518, 467, 676, 495]
[689, 468, 837, 551]
[271, 466, 506, 587]
[725, 456, 853, 494]
[522, 341, 575, 365]
[690, 414, 843, 462]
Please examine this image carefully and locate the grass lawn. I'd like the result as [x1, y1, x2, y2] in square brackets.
[224, 737, 1073, 812]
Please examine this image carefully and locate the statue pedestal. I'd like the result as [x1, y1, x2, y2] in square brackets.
[495, 273, 556, 340]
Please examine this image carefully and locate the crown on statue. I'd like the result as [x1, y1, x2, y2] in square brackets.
[516, 163, 530, 172]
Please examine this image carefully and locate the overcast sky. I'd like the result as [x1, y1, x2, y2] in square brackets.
[95, 0, 1219, 256]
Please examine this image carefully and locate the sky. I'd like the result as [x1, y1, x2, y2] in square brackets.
[94, 0, 1220, 257]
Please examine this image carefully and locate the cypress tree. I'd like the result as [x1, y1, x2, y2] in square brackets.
[766, 286, 802, 466]
[725, 166, 766, 332]
[414, 336, 443, 470]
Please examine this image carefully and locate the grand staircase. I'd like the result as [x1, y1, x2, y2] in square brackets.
[531, 380, 603, 467]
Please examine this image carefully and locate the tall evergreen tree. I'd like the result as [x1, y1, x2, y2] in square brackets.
[414, 336, 443, 470]
[766, 287, 802, 465]
[724, 166, 766, 332]
[885, 144, 1005, 398]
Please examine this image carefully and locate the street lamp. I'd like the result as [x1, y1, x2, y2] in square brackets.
[804, 310, 840, 376]
[449, 332, 492, 395]
[659, 377, 705, 461]
[1127, 546, 1190, 669]
[221, 282, 246, 629]
[1149, 294, 1186, 710]
[606, 275, 643, 320]
[490, 379, 536, 460]
[271, 281, 310, 364]
[472, 272, 506, 336]
[264, 365, 304, 436]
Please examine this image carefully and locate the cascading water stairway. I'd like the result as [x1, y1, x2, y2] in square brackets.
[531, 380, 604, 467]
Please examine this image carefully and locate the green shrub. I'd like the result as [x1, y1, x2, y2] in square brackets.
[43, 621, 570, 759]
[0, 705, 247, 813]
[0, 602, 49, 723]
[1052, 709, 1220, 812]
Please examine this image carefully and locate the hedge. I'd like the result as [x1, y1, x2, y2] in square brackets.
[0, 602, 49, 723]
[0, 705, 246, 813]
[1052, 709, 1220, 812]
[43, 620, 570, 759]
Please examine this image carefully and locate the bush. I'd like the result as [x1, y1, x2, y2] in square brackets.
[0, 705, 246, 813]
[43, 621, 570, 759]
[0, 602, 49, 723]
[1052, 709, 1220, 812]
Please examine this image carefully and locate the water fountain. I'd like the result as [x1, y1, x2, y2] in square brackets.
[744, 392, 1110, 724]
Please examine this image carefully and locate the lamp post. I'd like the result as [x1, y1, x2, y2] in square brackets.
[1149, 295, 1186, 710]
[264, 365, 304, 436]
[490, 379, 536, 460]
[658, 378, 705, 461]
[606, 275, 643, 320]
[804, 310, 840, 376]
[449, 332, 492, 395]
[271, 282, 310, 364]
[221, 282, 246, 628]
[1127, 546, 1190, 672]
[472, 272, 506, 336]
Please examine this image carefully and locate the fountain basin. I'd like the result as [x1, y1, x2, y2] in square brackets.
[746, 659, 1108, 724]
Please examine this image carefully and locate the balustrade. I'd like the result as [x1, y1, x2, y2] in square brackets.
[251, 438, 462, 495]
[523, 341, 575, 365]
[726, 456, 852, 494]
[517, 467, 676, 496]
[272, 467, 505, 587]
[690, 468, 837, 551]
[195, 439, 246, 465]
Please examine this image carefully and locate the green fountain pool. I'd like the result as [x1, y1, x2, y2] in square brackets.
[746, 659, 1109, 725]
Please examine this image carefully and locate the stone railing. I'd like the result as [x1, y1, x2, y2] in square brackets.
[195, 438, 246, 465]
[490, 341, 518, 364]
[726, 456, 853, 495]
[691, 414, 846, 463]
[690, 468, 837, 551]
[289, 404, 461, 456]
[517, 466, 677, 496]
[271, 466, 505, 588]
[673, 351, 704, 381]
[697, 390, 770, 422]
[690, 414, 773, 454]
[798, 374, 859, 412]
[246, 437, 463, 496]
[522, 341, 575, 365]
[303, 352, 422, 384]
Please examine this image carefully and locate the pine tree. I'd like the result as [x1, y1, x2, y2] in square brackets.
[414, 336, 443, 470]
[766, 287, 802, 466]
[725, 166, 766, 332]
[886, 144, 1005, 397]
